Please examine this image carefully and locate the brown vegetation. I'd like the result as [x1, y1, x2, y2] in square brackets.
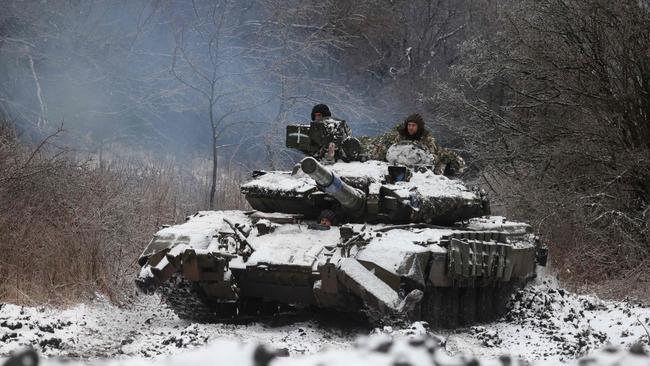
[0, 121, 246, 305]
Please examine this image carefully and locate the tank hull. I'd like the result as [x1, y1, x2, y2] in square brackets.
[135, 210, 544, 327]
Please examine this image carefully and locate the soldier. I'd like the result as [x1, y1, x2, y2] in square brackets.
[306, 104, 361, 162]
[397, 113, 433, 145]
[361, 113, 465, 176]
[317, 209, 337, 227]
[397, 113, 465, 176]
[311, 104, 331, 121]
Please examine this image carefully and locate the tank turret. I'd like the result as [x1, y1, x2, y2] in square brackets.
[242, 146, 488, 224]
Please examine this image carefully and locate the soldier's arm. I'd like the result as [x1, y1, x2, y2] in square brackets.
[438, 148, 466, 176]
[425, 136, 441, 155]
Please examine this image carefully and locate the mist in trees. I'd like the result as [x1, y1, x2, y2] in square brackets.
[0, 0, 475, 155]
[1, 0, 649, 294]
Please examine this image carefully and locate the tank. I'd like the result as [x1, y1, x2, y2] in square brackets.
[135, 117, 547, 327]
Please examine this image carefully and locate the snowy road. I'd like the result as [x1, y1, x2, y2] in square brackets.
[1, 272, 649, 365]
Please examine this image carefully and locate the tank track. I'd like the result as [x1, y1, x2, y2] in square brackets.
[158, 275, 288, 323]
[157, 276, 238, 322]
[421, 284, 516, 328]
[159, 276, 520, 327]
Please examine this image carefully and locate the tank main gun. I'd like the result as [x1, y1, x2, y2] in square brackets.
[300, 157, 365, 214]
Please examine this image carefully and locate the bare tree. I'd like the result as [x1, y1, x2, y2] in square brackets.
[168, 1, 269, 209]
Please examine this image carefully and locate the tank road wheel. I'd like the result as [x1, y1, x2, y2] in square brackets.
[260, 301, 281, 316]
[421, 283, 516, 328]
[236, 298, 282, 318]
[238, 298, 262, 317]
[157, 275, 237, 322]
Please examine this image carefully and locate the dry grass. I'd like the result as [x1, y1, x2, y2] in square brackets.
[0, 121, 247, 305]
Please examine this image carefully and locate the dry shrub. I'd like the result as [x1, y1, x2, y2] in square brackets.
[0, 121, 247, 305]
[484, 159, 650, 301]
[433, 0, 650, 301]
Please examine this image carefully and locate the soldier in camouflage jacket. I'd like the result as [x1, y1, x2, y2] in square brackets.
[360, 113, 465, 176]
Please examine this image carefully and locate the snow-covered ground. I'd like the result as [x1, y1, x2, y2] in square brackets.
[0, 294, 361, 361]
[1, 270, 649, 365]
[443, 274, 650, 364]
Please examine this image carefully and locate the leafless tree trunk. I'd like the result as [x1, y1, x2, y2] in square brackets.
[169, 0, 259, 209]
[26, 53, 47, 128]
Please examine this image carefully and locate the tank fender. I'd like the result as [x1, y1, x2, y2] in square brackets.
[336, 258, 400, 312]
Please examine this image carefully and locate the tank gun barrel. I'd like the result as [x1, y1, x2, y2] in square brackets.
[300, 157, 365, 214]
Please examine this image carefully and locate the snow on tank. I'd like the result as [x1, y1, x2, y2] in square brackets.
[135, 125, 547, 327]
[386, 141, 435, 166]
[242, 152, 489, 224]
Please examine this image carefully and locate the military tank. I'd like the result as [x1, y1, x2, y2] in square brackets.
[135, 117, 547, 327]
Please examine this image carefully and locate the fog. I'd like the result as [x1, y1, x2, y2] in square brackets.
[2, 0, 456, 169]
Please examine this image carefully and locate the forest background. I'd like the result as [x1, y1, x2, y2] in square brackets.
[1, 0, 649, 304]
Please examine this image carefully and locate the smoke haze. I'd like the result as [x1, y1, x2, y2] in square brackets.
[0, 0, 471, 168]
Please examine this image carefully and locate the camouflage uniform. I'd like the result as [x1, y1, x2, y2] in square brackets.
[360, 118, 465, 177]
